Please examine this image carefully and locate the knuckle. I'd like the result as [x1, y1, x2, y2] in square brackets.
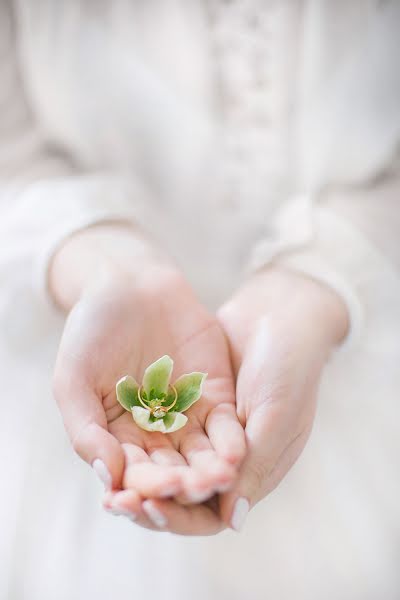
[70, 420, 96, 459]
[51, 363, 76, 408]
[71, 436, 82, 456]
[249, 457, 271, 491]
[71, 427, 86, 456]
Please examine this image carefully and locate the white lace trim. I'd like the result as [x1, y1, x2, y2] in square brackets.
[205, 1, 301, 219]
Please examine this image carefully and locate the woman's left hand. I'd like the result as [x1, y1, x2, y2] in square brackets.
[216, 267, 349, 531]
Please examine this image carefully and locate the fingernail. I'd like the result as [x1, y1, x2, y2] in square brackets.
[105, 505, 137, 521]
[187, 489, 212, 503]
[142, 500, 167, 528]
[159, 483, 181, 498]
[231, 497, 250, 532]
[216, 481, 233, 493]
[92, 458, 112, 490]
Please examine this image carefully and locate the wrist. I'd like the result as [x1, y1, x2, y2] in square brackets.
[48, 223, 179, 312]
[221, 266, 349, 350]
[268, 268, 349, 346]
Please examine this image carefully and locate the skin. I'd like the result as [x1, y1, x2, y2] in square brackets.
[217, 268, 348, 525]
[51, 224, 246, 535]
[51, 224, 348, 535]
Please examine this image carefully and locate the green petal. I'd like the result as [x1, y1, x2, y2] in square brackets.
[162, 411, 188, 432]
[174, 372, 207, 413]
[116, 375, 140, 410]
[131, 406, 187, 433]
[142, 355, 173, 398]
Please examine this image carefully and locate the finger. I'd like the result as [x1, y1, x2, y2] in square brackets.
[149, 447, 198, 500]
[102, 489, 163, 531]
[54, 377, 125, 490]
[179, 428, 238, 501]
[140, 498, 226, 536]
[145, 436, 198, 502]
[103, 489, 142, 520]
[103, 488, 225, 535]
[145, 435, 187, 467]
[149, 447, 187, 466]
[146, 444, 204, 504]
[205, 402, 247, 466]
[122, 443, 184, 498]
[219, 403, 296, 531]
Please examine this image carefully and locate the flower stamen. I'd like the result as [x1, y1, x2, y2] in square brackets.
[137, 385, 178, 418]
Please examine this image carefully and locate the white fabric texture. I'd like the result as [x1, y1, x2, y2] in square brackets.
[0, 1, 399, 599]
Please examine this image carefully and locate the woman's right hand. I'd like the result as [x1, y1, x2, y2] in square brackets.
[51, 224, 246, 535]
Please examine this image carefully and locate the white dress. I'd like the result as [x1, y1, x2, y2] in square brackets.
[0, 1, 400, 599]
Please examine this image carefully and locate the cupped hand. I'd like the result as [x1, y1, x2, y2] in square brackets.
[53, 261, 246, 534]
[214, 267, 349, 531]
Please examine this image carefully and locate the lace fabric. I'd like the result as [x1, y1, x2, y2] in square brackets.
[204, 1, 302, 219]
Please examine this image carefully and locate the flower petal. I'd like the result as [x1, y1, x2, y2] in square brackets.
[173, 372, 207, 413]
[131, 407, 165, 432]
[131, 407, 188, 433]
[116, 375, 140, 410]
[142, 355, 173, 398]
[162, 411, 188, 432]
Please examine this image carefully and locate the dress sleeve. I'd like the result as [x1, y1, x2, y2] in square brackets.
[248, 163, 400, 351]
[0, 2, 148, 317]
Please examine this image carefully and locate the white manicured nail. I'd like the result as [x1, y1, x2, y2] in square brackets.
[231, 497, 249, 532]
[187, 489, 211, 503]
[142, 500, 167, 528]
[92, 459, 112, 490]
[105, 506, 137, 520]
[107, 503, 137, 519]
[159, 483, 180, 498]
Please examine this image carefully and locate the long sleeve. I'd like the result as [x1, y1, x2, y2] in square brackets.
[249, 173, 400, 351]
[0, 2, 148, 322]
[248, 0, 400, 350]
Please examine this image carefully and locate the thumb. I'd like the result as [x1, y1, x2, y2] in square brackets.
[54, 375, 125, 491]
[219, 402, 300, 531]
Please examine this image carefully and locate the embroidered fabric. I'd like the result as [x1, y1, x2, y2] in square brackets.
[205, 1, 300, 222]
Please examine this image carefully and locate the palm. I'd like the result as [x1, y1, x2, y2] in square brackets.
[56, 275, 245, 507]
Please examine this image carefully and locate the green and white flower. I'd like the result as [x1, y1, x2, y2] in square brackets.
[116, 355, 207, 434]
